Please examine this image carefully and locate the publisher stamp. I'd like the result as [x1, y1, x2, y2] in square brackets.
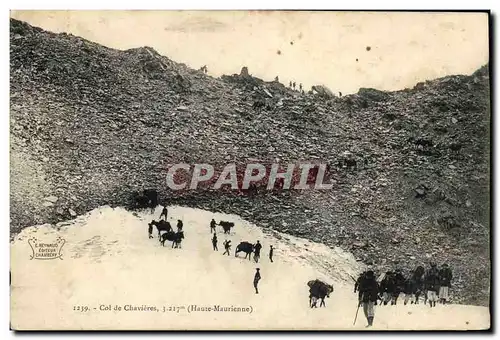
[27, 236, 65, 260]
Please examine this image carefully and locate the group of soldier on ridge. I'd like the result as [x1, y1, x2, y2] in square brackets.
[139, 194, 456, 328]
[211, 237, 266, 295]
[354, 262, 453, 327]
[208, 217, 273, 295]
[209, 218, 273, 262]
[151, 205, 273, 295]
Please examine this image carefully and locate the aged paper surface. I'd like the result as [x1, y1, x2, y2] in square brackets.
[10, 10, 490, 330]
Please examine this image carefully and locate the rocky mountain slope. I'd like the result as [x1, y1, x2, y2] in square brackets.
[10, 18, 491, 305]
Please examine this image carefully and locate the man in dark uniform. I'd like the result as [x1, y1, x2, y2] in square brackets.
[393, 268, 406, 305]
[439, 263, 453, 304]
[223, 240, 231, 256]
[425, 262, 440, 307]
[269, 245, 274, 263]
[159, 206, 168, 220]
[253, 241, 262, 263]
[148, 223, 153, 239]
[210, 219, 216, 233]
[212, 234, 218, 251]
[177, 220, 183, 232]
[354, 271, 367, 293]
[358, 270, 379, 327]
[380, 271, 395, 305]
[254, 268, 261, 294]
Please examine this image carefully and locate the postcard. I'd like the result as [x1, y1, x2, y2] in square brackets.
[9, 10, 491, 330]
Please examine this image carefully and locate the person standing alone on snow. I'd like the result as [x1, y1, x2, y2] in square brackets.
[269, 245, 274, 263]
[254, 268, 261, 294]
[212, 234, 218, 251]
[358, 270, 379, 327]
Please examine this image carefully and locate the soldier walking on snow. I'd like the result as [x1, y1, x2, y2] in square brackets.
[254, 268, 261, 294]
[253, 240, 262, 263]
[357, 270, 379, 327]
[379, 271, 394, 305]
[223, 240, 231, 256]
[269, 245, 274, 263]
[148, 223, 153, 239]
[159, 206, 168, 220]
[212, 234, 218, 251]
[392, 268, 406, 305]
[439, 263, 453, 304]
[425, 262, 440, 307]
[210, 218, 216, 233]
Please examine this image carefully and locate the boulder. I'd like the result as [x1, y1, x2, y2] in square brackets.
[357, 88, 389, 102]
[311, 85, 335, 99]
[240, 66, 249, 77]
